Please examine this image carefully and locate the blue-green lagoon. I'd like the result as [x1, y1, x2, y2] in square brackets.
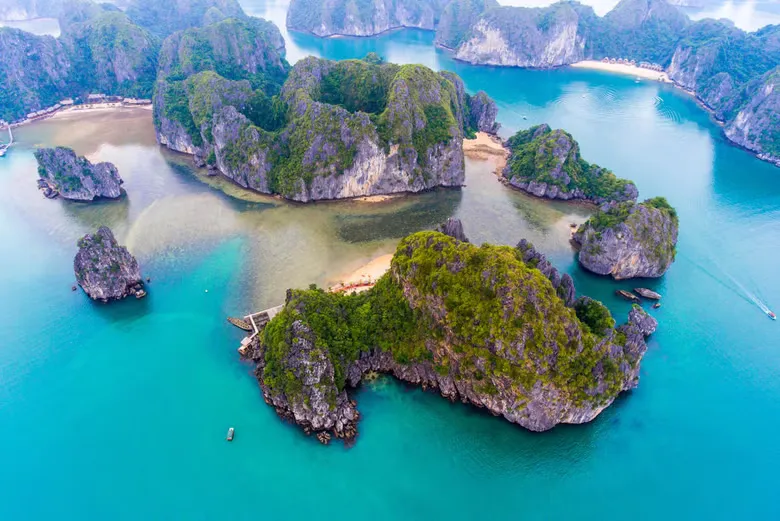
[1, 7, 780, 519]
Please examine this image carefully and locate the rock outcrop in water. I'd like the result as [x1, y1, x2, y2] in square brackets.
[34, 146, 123, 201]
[74, 226, 145, 301]
[502, 124, 638, 204]
[246, 230, 657, 443]
[286, 0, 448, 37]
[573, 197, 679, 279]
[157, 52, 498, 201]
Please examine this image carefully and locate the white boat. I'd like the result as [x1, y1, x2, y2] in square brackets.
[768, 311, 777, 321]
[226, 427, 235, 441]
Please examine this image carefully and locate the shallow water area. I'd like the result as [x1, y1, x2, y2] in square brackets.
[1, 4, 780, 519]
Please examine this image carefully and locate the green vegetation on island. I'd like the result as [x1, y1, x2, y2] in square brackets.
[253, 228, 657, 441]
[503, 124, 638, 204]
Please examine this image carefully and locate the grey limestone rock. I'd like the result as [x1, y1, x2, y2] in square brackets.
[35, 146, 123, 201]
[74, 226, 144, 302]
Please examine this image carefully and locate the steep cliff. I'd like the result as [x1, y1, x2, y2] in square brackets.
[158, 55, 494, 201]
[74, 226, 144, 301]
[248, 230, 657, 443]
[34, 146, 123, 201]
[451, 3, 597, 67]
[574, 197, 679, 279]
[286, 0, 449, 37]
[723, 67, 780, 166]
[434, 0, 498, 49]
[502, 124, 638, 204]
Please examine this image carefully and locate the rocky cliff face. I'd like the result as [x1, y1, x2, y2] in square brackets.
[248, 230, 657, 443]
[34, 146, 123, 201]
[574, 197, 679, 279]
[286, 0, 448, 37]
[74, 226, 144, 301]
[434, 0, 498, 49]
[468, 91, 499, 134]
[452, 4, 592, 67]
[723, 67, 780, 167]
[503, 124, 638, 204]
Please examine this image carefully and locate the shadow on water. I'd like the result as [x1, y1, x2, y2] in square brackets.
[59, 195, 131, 234]
[334, 188, 462, 242]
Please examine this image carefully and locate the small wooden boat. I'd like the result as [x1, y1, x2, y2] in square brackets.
[653, 303, 661, 309]
[616, 290, 640, 303]
[226, 427, 235, 441]
[634, 288, 661, 300]
[227, 316, 252, 331]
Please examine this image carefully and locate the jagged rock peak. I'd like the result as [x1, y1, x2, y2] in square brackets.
[436, 218, 469, 242]
[516, 238, 576, 306]
[74, 226, 145, 302]
[34, 146, 123, 201]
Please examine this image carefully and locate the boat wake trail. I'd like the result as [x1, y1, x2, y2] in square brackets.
[682, 253, 775, 319]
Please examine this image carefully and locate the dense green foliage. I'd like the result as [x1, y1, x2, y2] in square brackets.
[574, 298, 615, 336]
[504, 125, 636, 202]
[262, 231, 629, 406]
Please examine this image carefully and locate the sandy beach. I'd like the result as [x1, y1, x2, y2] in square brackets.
[571, 60, 671, 82]
[50, 103, 152, 120]
[464, 132, 509, 174]
[329, 254, 393, 293]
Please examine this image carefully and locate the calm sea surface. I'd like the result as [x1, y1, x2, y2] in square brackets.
[1, 2, 779, 519]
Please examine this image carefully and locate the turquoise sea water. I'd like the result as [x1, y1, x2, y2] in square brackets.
[2, 4, 780, 519]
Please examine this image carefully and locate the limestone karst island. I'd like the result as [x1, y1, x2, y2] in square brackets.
[1, 0, 778, 518]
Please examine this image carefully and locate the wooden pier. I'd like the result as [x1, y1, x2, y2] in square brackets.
[237, 304, 284, 356]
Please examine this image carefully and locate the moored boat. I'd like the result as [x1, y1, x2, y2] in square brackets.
[616, 289, 640, 303]
[227, 316, 252, 331]
[634, 288, 662, 300]
[226, 427, 235, 441]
